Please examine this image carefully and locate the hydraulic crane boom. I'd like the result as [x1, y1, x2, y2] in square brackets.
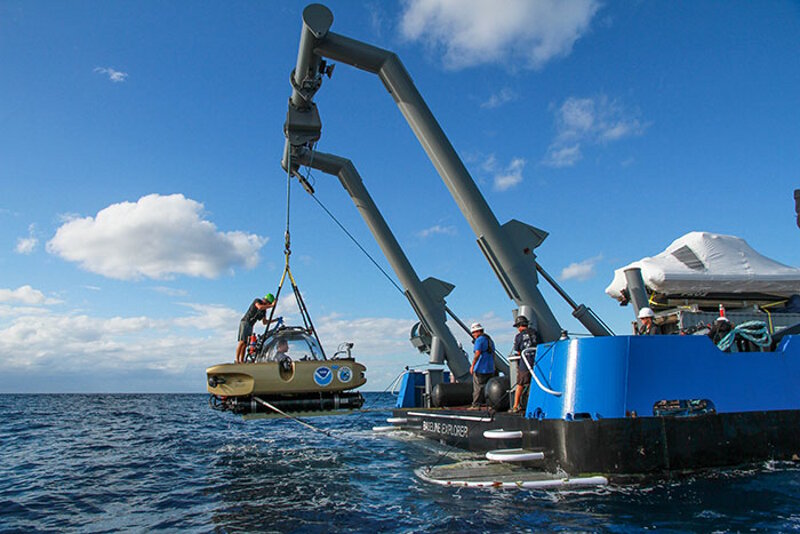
[287, 146, 501, 381]
[283, 3, 612, 342]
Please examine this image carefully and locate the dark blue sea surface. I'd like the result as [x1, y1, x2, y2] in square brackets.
[2, 393, 800, 533]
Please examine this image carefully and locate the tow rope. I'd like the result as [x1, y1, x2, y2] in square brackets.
[252, 396, 334, 437]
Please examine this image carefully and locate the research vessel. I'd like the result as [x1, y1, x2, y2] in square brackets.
[279, 4, 800, 485]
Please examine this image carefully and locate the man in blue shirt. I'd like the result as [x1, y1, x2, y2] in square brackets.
[469, 322, 495, 409]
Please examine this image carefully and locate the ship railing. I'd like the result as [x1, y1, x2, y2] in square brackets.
[522, 347, 562, 397]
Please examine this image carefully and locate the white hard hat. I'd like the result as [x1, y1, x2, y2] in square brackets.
[638, 307, 655, 319]
[470, 322, 484, 333]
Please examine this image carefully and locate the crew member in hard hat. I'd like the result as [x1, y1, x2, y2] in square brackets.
[235, 294, 276, 363]
[469, 322, 495, 410]
[636, 307, 661, 336]
[510, 315, 540, 414]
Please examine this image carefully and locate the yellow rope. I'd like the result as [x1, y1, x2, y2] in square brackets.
[759, 299, 787, 334]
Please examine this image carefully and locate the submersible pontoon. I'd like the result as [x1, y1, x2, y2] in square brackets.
[280, 4, 800, 484]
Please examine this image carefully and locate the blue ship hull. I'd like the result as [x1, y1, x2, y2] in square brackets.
[393, 334, 800, 477]
[528, 334, 800, 419]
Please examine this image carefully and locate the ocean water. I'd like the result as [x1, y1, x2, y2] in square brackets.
[2, 393, 799, 533]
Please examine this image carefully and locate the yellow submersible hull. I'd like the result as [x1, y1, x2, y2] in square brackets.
[206, 359, 366, 397]
[207, 325, 367, 416]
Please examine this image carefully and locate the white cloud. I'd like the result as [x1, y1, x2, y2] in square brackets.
[0, 288, 531, 390]
[14, 223, 38, 254]
[0, 304, 46, 318]
[493, 158, 526, 191]
[543, 96, 646, 167]
[481, 88, 517, 109]
[46, 193, 267, 280]
[559, 255, 602, 281]
[366, 1, 388, 37]
[94, 66, 128, 83]
[0, 285, 60, 305]
[417, 224, 457, 238]
[0, 295, 421, 391]
[57, 212, 82, 223]
[0, 312, 218, 373]
[15, 237, 37, 254]
[173, 303, 239, 331]
[544, 144, 582, 168]
[152, 286, 188, 297]
[480, 154, 498, 173]
[315, 314, 417, 358]
[400, 0, 600, 70]
[0, 298, 237, 374]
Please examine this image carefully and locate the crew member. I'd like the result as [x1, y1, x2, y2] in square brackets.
[708, 316, 733, 348]
[235, 294, 276, 363]
[273, 338, 292, 371]
[636, 307, 661, 335]
[274, 338, 290, 363]
[469, 322, 495, 410]
[510, 315, 539, 414]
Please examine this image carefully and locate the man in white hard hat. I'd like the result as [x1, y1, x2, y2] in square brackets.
[469, 322, 495, 410]
[636, 307, 661, 336]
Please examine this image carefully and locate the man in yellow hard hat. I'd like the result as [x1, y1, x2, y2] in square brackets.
[235, 293, 276, 363]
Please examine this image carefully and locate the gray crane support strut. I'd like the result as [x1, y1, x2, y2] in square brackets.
[284, 4, 611, 341]
[290, 147, 490, 381]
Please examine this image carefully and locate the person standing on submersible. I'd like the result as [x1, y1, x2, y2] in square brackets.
[469, 322, 495, 410]
[235, 294, 276, 363]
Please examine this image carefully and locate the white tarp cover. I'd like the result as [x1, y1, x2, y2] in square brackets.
[606, 231, 800, 300]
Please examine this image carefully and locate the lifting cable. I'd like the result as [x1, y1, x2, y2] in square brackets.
[305, 184, 404, 295]
[264, 149, 326, 357]
[299, 163, 507, 361]
[299, 165, 476, 332]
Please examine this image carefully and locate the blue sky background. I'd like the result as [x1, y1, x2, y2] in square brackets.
[1, 1, 799, 392]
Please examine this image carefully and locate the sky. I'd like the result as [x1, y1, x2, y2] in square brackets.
[1, 1, 799, 393]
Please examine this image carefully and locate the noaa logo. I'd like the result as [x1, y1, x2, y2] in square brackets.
[337, 367, 352, 383]
[313, 366, 333, 387]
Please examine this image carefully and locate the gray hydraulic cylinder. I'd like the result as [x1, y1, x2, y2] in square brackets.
[534, 263, 613, 336]
[291, 4, 562, 342]
[624, 267, 649, 318]
[290, 147, 485, 380]
[429, 335, 444, 365]
[290, 5, 331, 110]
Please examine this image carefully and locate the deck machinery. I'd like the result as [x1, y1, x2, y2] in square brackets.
[282, 4, 800, 480]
